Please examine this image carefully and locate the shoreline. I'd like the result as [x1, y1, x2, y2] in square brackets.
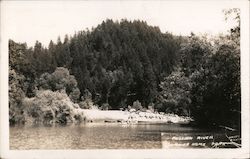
[82, 109, 193, 124]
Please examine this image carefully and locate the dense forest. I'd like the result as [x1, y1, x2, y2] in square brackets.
[9, 9, 240, 129]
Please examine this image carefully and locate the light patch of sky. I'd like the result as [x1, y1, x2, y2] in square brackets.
[2, 1, 239, 47]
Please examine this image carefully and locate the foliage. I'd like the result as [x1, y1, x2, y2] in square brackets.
[8, 13, 241, 129]
[100, 103, 111, 110]
[78, 89, 95, 109]
[132, 100, 143, 111]
[9, 19, 181, 109]
[36, 67, 80, 102]
[9, 40, 56, 97]
[79, 99, 94, 109]
[23, 90, 84, 124]
[147, 103, 155, 112]
[178, 34, 212, 76]
[190, 37, 240, 128]
[157, 69, 192, 115]
[188, 9, 240, 128]
[9, 69, 26, 125]
[9, 41, 29, 74]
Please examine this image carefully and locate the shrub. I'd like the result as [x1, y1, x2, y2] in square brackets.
[23, 90, 84, 124]
[36, 67, 80, 102]
[132, 100, 143, 111]
[100, 103, 110, 110]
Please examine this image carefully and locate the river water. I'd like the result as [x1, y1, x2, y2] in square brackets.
[10, 123, 240, 149]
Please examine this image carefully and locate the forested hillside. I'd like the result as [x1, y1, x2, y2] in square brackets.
[9, 13, 241, 129]
[10, 19, 181, 109]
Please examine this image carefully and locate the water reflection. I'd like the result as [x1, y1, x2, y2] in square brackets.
[10, 123, 232, 149]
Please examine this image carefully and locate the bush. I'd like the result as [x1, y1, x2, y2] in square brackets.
[132, 100, 143, 111]
[23, 90, 84, 124]
[36, 67, 80, 102]
[79, 99, 94, 109]
[78, 89, 94, 109]
[100, 103, 110, 110]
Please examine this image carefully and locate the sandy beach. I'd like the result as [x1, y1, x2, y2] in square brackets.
[82, 109, 193, 124]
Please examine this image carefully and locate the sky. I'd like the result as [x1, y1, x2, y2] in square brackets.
[1, 1, 241, 47]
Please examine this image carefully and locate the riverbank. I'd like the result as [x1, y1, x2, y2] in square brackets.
[82, 109, 193, 124]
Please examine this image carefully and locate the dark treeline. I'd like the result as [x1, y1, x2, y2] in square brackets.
[10, 19, 180, 109]
[9, 10, 241, 129]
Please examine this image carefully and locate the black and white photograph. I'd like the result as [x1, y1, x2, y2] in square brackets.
[0, 0, 249, 158]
